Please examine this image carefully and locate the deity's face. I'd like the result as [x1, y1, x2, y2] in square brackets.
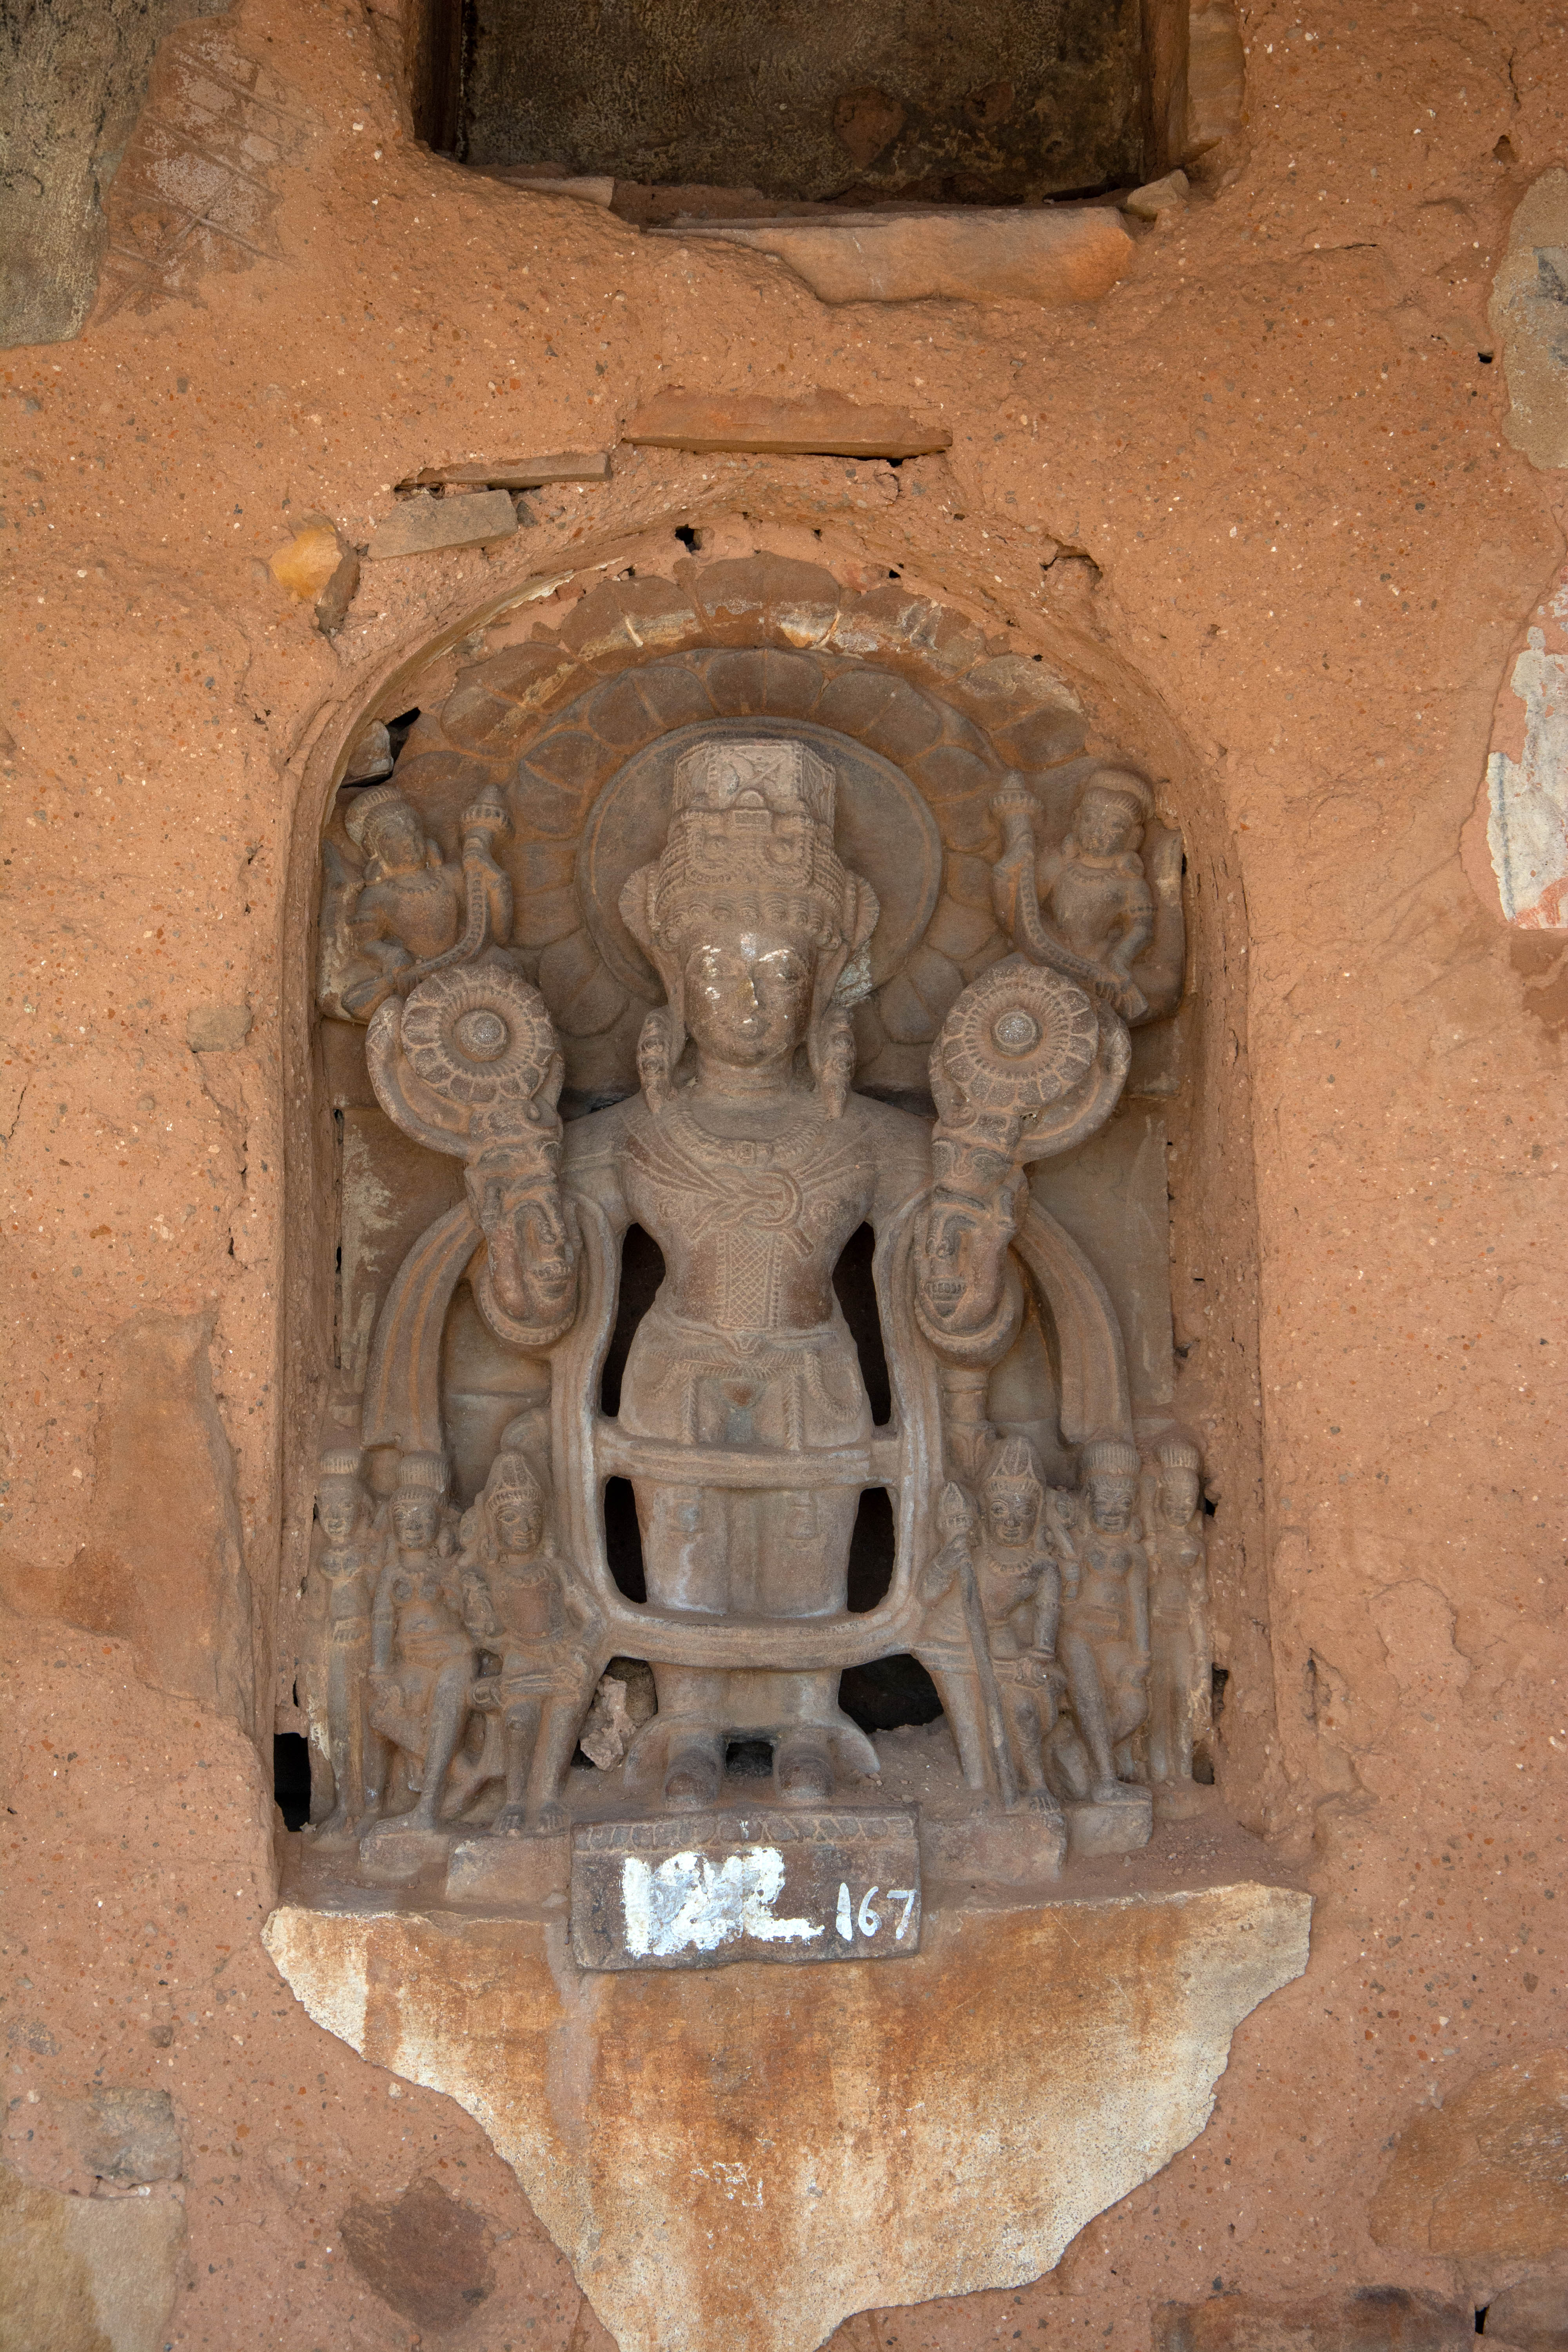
[363, 804, 426, 873]
[1075, 783, 1143, 860]
[682, 929, 813, 1072]
[391, 1491, 439, 1550]
[491, 1490, 543, 1555]
[983, 1479, 1040, 1551]
[317, 1482, 359, 1543]
[1160, 1470, 1201, 1525]
[1088, 1473, 1138, 1532]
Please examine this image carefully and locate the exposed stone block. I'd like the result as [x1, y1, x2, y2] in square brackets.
[659, 207, 1134, 307]
[366, 490, 518, 560]
[1123, 169, 1191, 220]
[1372, 2050, 1568, 2258]
[1154, 2288, 1476, 2352]
[404, 450, 611, 490]
[1486, 2278, 1568, 2350]
[185, 1004, 253, 1052]
[267, 1865, 1310, 2352]
[1492, 170, 1568, 472]
[338, 2177, 496, 2330]
[0, 2167, 185, 2352]
[622, 390, 951, 458]
[268, 518, 359, 635]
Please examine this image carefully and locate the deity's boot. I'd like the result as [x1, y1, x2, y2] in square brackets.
[662, 1731, 724, 1809]
[773, 1733, 836, 1805]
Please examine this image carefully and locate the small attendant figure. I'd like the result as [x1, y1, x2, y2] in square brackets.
[1144, 1435, 1210, 1786]
[366, 1452, 477, 1840]
[991, 767, 1185, 1025]
[456, 1451, 599, 1836]
[1052, 1437, 1152, 1806]
[307, 1445, 383, 1839]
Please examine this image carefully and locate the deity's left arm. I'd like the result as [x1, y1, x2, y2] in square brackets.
[1131, 830, 1186, 1020]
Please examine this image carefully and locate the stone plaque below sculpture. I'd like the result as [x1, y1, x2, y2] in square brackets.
[570, 1806, 922, 1969]
[266, 1821, 1310, 2352]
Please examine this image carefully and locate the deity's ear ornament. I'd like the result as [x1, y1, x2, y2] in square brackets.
[927, 958, 1130, 1203]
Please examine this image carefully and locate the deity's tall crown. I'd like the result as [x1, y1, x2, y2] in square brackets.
[626, 737, 873, 961]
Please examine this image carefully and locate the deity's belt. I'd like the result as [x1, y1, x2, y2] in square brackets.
[628, 1303, 850, 1353]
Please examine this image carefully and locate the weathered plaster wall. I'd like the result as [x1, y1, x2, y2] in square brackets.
[2, 0, 1566, 2344]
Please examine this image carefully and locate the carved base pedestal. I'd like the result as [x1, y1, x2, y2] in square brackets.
[267, 1816, 1308, 2352]
[1066, 1785, 1155, 1857]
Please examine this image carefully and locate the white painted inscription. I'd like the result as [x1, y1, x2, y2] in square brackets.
[622, 1845, 824, 1957]
[570, 1807, 922, 1968]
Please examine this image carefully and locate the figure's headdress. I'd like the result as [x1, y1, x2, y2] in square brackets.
[1080, 1436, 1142, 1479]
[1080, 767, 1154, 823]
[395, 1449, 448, 1495]
[622, 739, 878, 964]
[984, 1434, 1046, 1493]
[1154, 1436, 1201, 1473]
[344, 781, 415, 850]
[485, 1451, 544, 1506]
[318, 1445, 363, 1483]
[619, 737, 880, 1116]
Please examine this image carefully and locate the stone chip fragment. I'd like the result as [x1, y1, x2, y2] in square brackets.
[268, 516, 359, 634]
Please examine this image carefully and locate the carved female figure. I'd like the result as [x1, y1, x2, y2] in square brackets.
[1052, 1437, 1152, 1805]
[308, 1445, 382, 1839]
[991, 767, 1185, 1025]
[1144, 1436, 1209, 1786]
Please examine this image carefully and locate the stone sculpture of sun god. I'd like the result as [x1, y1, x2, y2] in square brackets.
[270, 673, 1308, 2352]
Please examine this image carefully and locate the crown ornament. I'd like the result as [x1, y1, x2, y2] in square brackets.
[623, 738, 876, 962]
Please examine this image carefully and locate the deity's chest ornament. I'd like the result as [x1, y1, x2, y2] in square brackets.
[276, 671, 1308, 2352]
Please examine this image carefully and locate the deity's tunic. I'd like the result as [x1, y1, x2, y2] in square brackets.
[562, 1085, 934, 1747]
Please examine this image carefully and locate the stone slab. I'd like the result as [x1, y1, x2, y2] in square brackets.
[266, 1863, 1312, 2352]
[405, 450, 612, 490]
[621, 390, 951, 458]
[366, 488, 518, 560]
[355, 1819, 457, 1884]
[916, 1800, 1066, 1887]
[446, 1829, 570, 1905]
[655, 207, 1134, 309]
[570, 1807, 922, 1969]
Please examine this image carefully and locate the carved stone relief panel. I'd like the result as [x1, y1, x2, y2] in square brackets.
[272, 560, 1306, 2352]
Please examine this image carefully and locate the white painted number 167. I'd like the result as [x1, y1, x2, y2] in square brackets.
[835, 1884, 918, 1941]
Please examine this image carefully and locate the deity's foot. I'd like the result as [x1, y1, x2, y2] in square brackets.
[372, 1805, 440, 1838]
[1091, 1779, 1149, 1806]
[1019, 1784, 1065, 1821]
[529, 1800, 567, 1836]
[663, 1740, 723, 1809]
[303, 1811, 362, 1855]
[492, 1803, 530, 1838]
[774, 1739, 835, 1806]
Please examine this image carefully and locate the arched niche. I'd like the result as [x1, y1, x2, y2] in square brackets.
[276, 533, 1262, 1819]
